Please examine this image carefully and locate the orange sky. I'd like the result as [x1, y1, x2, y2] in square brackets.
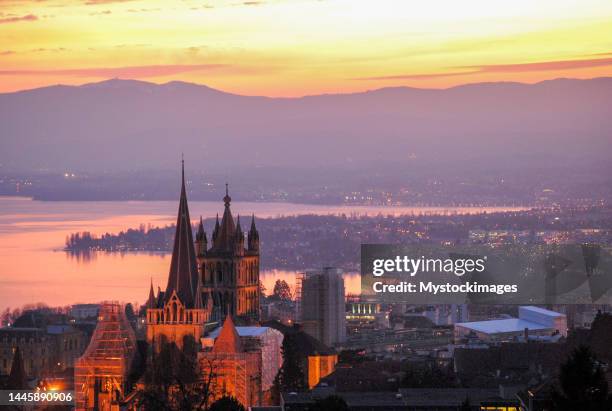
[1, 0, 612, 96]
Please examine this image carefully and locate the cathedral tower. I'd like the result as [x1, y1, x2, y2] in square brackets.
[197, 184, 260, 322]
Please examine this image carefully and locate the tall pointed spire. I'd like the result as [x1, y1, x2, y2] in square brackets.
[194, 272, 203, 309]
[164, 159, 198, 307]
[212, 183, 236, 251]
[248, 213, 259, 252]
[236, 215, 242, 235]
[195, 216, 207, 255]
[196, 216, 204, 240]
[147, 278, 156, 309]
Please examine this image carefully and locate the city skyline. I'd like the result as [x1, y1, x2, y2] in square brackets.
[0, 0, 612, 96]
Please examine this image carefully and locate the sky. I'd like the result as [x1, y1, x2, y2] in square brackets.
[1, 0, 612, 96]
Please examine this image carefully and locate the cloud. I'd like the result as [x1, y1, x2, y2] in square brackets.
[0, 64, 230, 78]
[471, 56, 612, 73]
[0, 50, 16, 56]
[89, 9, 112, 15]
[355, 71, 477, 81]
[29, 47, 68, 53]
[84, 0, 134, 4]
[126, 7, 161, 13]
[355, 55, 612, 81]
[0, 14, 38, 24]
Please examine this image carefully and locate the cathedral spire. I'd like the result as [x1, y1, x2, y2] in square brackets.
[223, 182, 231, 207]
[164, 159, 198, 307]
[194, 272, 203, 309]
[248, 213, 259, 252]
[195, 216, 207, 255]
[147, 278, 156, 309]
[236, 215, 242, 235]
[211, 183, 236, 251]
[196, 216, 205, 241]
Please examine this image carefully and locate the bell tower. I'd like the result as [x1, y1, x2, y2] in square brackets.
[196, 184, 260, 322]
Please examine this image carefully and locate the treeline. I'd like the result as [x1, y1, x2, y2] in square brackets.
[65, 224, 174, 253]
[64, 208, 612, 270]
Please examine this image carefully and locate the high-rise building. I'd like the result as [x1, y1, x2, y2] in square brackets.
[299, 267, 346, 346]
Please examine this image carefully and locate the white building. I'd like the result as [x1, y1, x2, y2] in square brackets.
[70, 304, 100, 319]
[455, 306, 567, 343]
[299, 267, 346, 346]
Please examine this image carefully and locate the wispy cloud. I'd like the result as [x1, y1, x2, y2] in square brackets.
[355, 55, 612, 81]
[126, 8, 161, 13]
[470, 56, 612, 73]
[355, 71, 477, 81]
[0, 50, 16, 56]
[84, 0, 135, 5]
[89, 9, 112, 15]
[0, 64, 229, 78]
[0, 14, 37, 24]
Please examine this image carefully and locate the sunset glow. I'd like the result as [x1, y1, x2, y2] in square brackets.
[1, 0, 612, 96]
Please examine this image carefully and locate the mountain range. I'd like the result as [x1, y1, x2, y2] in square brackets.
[1, 77, 611, 174]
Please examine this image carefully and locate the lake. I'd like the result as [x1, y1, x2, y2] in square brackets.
[0, 196, 529, 311]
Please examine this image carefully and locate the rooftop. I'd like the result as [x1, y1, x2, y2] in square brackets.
[520, 306, 565, 318]
[46, 325, 77, 335]
[209, 325, 270, 338]
[456, 318, 551, 334]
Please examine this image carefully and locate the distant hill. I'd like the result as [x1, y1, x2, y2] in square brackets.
[1, 77, 611, 173]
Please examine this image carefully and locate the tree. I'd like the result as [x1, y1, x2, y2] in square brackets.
[1, 308, 10, 327]
[7, 347, 27, 390]
[125, 303, 136, 322]
[338, 349, 366, 365]
[551, 345, 612, 411]
[141, 336, 218, 410]
[272, 333, 305, 400]
[308, 395, 349, 411]
[589, 312, 612, 362]
[459, 396, 472, 411]
[209, 396, 245, 411]
[272, 279, 292, 301]
[401, 361, 456, 388]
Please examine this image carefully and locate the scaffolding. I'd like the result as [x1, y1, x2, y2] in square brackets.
[74, 301, 137, 411]
[295, 273, 303, 321]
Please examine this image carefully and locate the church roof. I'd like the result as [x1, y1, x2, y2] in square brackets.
[164, 160, 198, 308]
[213, 315, 243, 353]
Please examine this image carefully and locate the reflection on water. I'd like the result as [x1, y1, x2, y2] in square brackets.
[0, 196, 529, 311]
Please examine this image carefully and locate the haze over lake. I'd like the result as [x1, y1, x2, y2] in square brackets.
[0, 196, 529, 311]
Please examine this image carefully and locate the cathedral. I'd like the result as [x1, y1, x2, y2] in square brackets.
[146, 161, 260, 352]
